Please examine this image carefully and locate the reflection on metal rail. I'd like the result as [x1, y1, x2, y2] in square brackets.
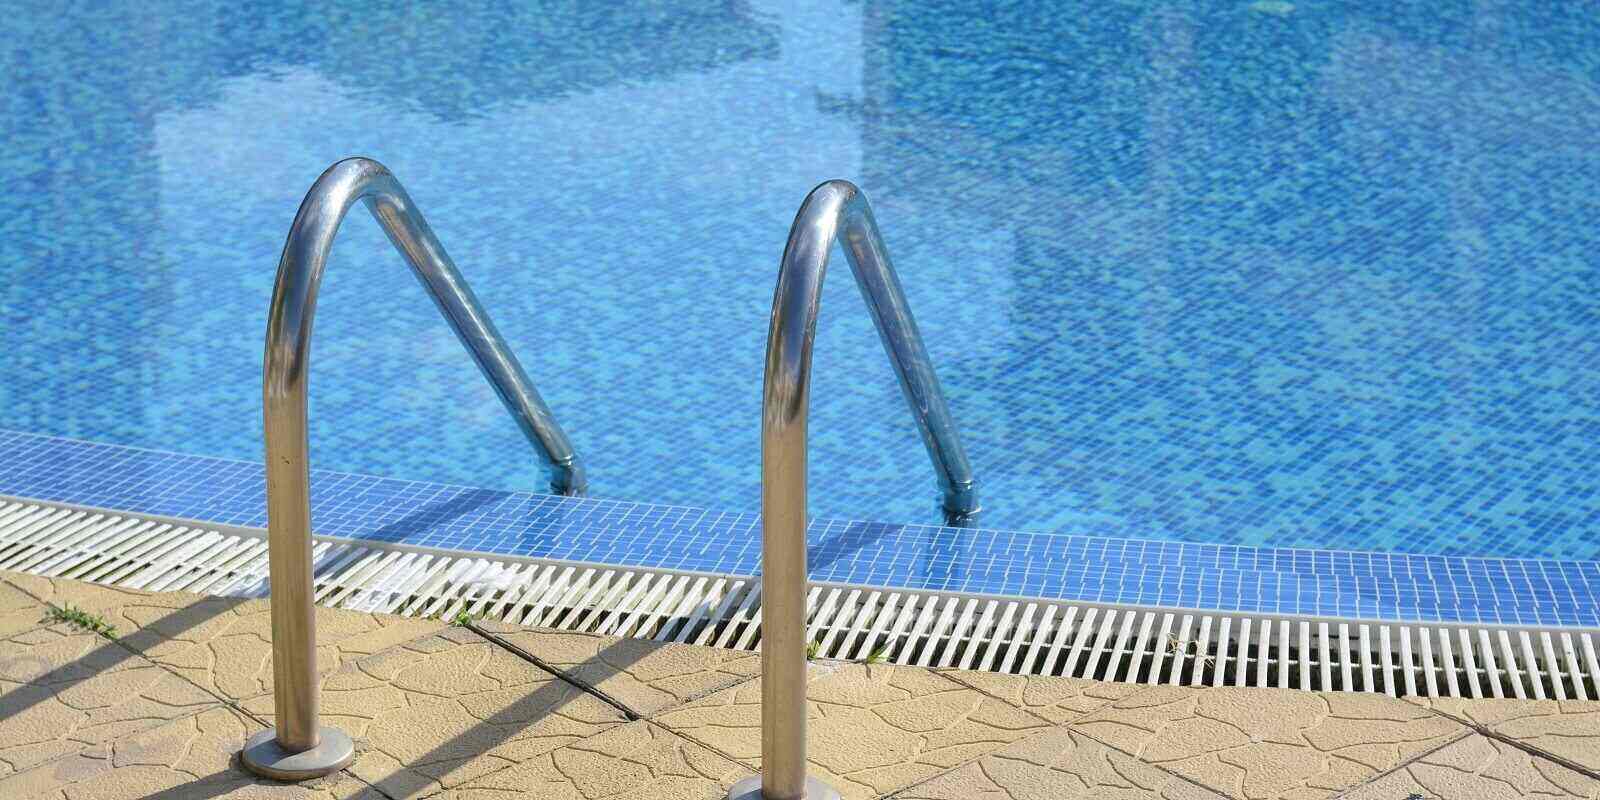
[243, 157, 585, 781]
[728, 181, 978, 800]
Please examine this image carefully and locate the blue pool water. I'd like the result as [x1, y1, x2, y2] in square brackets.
[2, 2, 1597, 561]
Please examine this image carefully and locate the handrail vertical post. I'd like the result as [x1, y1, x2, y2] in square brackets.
[242, 157, 585, 781]
[728, 181, 975, 800]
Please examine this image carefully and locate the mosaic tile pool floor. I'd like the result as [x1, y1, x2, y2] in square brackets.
[3, 431, 1595, 628]
[4, 2, 1598, 558]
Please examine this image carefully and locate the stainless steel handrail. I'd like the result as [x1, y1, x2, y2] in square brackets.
[728, 181, 978, 800]
[242, 157, 584, 781]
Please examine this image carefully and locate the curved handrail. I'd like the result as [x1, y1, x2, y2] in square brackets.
[739, 180, 977, 800]
[265, 157, 584, 497]
[247, 157, 583, 778]
[766, 180, 977, 525]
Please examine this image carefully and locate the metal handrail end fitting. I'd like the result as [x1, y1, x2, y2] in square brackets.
[734, 180, 977, 800]
[244, 157, 584, 780]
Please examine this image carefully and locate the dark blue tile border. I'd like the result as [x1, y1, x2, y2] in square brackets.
[0, 429, 1594, 627]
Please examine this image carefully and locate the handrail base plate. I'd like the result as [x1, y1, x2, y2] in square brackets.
[727, 775, 842, 800]
[241, 726, 355, 782]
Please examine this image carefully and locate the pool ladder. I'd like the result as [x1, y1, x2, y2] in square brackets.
[732, 179, 979, 800]
[244, 157, 585, 779]
[244, 159, 978, 797]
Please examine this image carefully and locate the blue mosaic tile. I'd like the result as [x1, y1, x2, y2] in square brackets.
[1, 431, 1595, 627]
[1, 3, 1597, 560]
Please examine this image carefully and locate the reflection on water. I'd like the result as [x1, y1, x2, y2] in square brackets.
[1, 2, 1597, 561]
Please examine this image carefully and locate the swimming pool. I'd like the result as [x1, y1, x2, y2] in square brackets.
[3, 2, 1597, 561]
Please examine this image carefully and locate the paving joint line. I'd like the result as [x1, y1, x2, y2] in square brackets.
[1410, 700, 1600, 783]
[638, 669, 762, 721]
[826, 662, 1072, 799]
[439, 626, 768, 794]
[1469, 723, 1600, 782]
[0, 617, 390, 798]
[2, 573, 54, 605]
[40, 598, 239, 705]
[933, 665, 1133, 721]
[883, 712, 1232, 800]
[30, 589, 283, 730]
[1052, 688, 1316, 800]
[466, 620, 642, 721]
[0, 701, 226, 785]
[1324, 729, 1477, 799]
[637, 718, 761, 782]
[844, 667, 1104, 800]
[1057, 719, 1240, 800]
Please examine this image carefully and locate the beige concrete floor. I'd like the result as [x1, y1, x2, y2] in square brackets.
[1, 570, 1597, 799]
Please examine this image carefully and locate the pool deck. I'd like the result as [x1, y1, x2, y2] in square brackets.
[2, 570, 1598, 800]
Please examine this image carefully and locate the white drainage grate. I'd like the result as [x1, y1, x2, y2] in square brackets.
[1, 496, 1595, 699]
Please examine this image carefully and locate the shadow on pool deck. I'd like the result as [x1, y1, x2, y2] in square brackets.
[0, 595, 249, 726]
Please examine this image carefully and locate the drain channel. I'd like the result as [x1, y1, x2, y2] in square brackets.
[1, 496, 1594, 699]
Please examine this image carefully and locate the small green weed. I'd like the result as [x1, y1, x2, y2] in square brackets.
[864, 642, 889, 664]
[450, 610, 476, 627]
[806, 640, 821, 661]
[50, 604, 116, 637]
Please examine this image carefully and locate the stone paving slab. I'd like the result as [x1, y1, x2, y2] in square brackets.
[429, 720, 750, 799]
[1069, 685, 1470, 800]
[2, 573, 154, 616]
[890, 724, 1228, 800]
[475, 619, 760, 717]
[0, 577, 51, 637]
[653, 661, 1054, 800]
[55, 588, 438, 707]
[239, 627, 627, 799]
[1336, 733, 1600, 800]
[1411, 696, 1600, 775]
[85, 590, 443, 705]
[0, 620, 144, 687]
[937, 669, 1145, 725]
[0, 705, 384, 799]
[0, 623, 219, 780]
